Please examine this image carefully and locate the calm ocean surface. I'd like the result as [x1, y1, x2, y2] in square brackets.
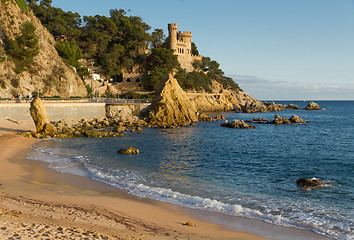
[28, 101, 354, 240]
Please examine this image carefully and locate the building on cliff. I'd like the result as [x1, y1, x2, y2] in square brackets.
[168, 23, 202, 72]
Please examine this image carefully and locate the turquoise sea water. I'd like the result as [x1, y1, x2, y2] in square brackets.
[28, 101, 354, 240]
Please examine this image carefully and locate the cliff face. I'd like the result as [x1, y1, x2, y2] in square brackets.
[188, 80, 259, 112]
[0, 1, 87, 98]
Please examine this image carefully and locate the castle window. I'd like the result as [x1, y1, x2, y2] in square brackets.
[187, 49, 189, 54]
[136, 78, 140, 83]
[126, 78, 131, 82]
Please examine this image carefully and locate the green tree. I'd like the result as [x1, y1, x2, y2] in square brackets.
[151, 29, 165, 48]
[146, 48, 179, 71]
[55, 39, 82, 68]
[142, 48, 179, 91]
[142, 68, 168, 91]
[191, 42, 199, 55]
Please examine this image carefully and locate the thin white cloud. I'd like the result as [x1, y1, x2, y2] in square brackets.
[230, 75, 354, 100]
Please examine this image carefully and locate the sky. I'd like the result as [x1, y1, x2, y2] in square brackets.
[51, 0, 354, 100]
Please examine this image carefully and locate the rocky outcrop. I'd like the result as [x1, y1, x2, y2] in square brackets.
[304, 102, 322, 110]
[117, 146, 140, 154]
[29, 97, 56, 132]
[147, 74, 198, 126]
[245, 115, 309, 124]
[0, 1, 87, 98]
[296, 178, 324, 188]
[221, 119, 256, 129]
[241, 100, 287, 113]
[188, 81, 259, 112]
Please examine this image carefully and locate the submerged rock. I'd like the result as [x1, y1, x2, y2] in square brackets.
[304, 102, 322, 110]
[245, 115, 309, 125]
[117, 146, 140, 155]
[296, 178, 324, 188]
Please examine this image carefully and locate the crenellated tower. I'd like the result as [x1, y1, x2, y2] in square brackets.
[168, 23, 178, 51]
[168, 23, 202, 72]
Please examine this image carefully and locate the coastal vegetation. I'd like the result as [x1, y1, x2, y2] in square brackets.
[4, 21, 39, 73]
[26, 0, 241, 94]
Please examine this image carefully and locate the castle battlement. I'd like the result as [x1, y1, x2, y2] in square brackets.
[178, 31, 192, 35]
[168, 23, 201, 72]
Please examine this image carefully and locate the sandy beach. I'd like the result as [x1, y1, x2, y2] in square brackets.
[0, 119, 275, 240]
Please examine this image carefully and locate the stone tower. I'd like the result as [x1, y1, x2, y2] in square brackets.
[168, 23, 178, 51]
[168, 23, 202, 72]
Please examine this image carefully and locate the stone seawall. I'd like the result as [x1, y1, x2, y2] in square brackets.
[0, 102, 152, 121]
[0, 102, 106, 120]
[105, 103, 151, 118]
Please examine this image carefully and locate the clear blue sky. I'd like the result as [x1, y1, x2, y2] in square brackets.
[51, 0, 354, 100]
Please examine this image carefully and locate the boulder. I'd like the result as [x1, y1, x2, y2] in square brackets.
[117, 146, 140, 154]
[214, 115, 226, 120]
[289, 115, 309, 123]
[282, 117, 291, 124]
[148, 73, 198, 125]
[42, 122, 57, 134]
[113, 126, 126, 132]
[296, 178, 323, 188]
[184, 222, 195, 227]
[221, 119, 256, 129]
[286, 104, 300, 110]
[198, 113, 214, 121]
[304, 102, 322, 110]
[272, 114, 284, 124]
[29, 97, 51, 132]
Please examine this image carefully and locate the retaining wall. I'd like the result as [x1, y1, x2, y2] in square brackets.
[0, 102, 151, 121]
[0, 102, 106, 121]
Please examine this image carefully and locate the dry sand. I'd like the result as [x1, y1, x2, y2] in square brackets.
[0, 119, 272, 240]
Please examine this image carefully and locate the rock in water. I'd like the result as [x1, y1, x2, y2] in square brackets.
[148, 73, 198, 125]
[289, 115, 309, 123]
[30, 98, 51, 132]
[117, 146, 140, 154]
[296, 178, 324, 188]
[221, 119, 256, 129]
[304, 102, 322, 110]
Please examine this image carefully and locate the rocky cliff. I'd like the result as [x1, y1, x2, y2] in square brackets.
[187, 80, 266, 112]
[0, 0, 87, 98]
[148, 73, 199, 125]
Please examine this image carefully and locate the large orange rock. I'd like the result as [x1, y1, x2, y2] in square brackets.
[29, 97, 52, 132]
[148, 74, 198, 125]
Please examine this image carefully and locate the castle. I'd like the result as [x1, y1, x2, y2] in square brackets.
[168, 23, 202, 72]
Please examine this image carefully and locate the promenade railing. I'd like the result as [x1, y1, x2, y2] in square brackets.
[0, 98, 152, 104]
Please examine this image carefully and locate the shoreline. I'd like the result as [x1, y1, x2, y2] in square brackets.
[0, 120, 333, 240]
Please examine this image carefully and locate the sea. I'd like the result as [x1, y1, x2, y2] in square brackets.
[28, 101, 354, 240]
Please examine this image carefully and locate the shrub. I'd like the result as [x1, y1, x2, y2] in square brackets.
[10, 78, 19, 88]
[5, 21, 39, 73]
